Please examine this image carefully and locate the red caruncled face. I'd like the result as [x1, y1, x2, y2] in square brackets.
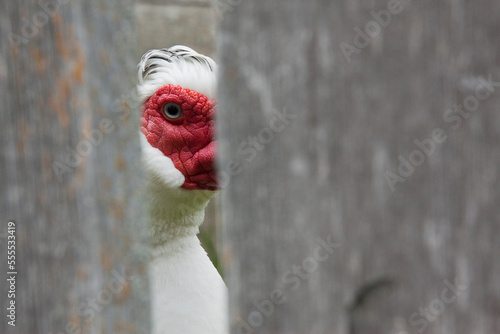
[141, 84, 217, 191]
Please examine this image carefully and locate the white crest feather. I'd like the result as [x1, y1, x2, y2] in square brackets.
[137, 45, 217, 102]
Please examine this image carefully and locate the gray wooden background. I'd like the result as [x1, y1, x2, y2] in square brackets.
[1, 0, 499, 334]
[0, 1, 150, 333]
[218, 0, 500, 334]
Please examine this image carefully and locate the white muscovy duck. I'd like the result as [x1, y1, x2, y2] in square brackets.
[137, 46, 227, 334]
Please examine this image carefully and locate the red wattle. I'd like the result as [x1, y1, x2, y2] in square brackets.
[141, 85, 218, 190]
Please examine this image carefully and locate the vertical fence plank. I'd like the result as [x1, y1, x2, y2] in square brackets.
[1, 1, 149, 333]
[218, 1, 500, 333]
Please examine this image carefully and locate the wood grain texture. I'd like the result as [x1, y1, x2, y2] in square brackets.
[218, 1, 500, 333]
[0, 1, 150, 333]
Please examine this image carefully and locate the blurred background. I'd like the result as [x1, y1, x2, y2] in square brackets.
[1, 0, 499, 334]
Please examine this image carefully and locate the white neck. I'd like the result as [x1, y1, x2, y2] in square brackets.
[146, 177, 214, 245]
[145, 176, 228, 334]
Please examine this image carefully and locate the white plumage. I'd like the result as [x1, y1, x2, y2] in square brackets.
[137, 45, 227, 334]
[137, 46, 217, 102]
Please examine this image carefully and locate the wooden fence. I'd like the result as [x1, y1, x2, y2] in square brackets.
[1, 0, 499, 333]
[1, 1, 149, 333]
[218, 1, 500, 333]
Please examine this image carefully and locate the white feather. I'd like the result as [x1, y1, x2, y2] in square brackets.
[140, 132, 185, 189]
[137, 45, 217, 102]
[150, 235, 228, 334]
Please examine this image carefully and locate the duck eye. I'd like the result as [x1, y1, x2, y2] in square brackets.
[162, 103, 183, 120]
